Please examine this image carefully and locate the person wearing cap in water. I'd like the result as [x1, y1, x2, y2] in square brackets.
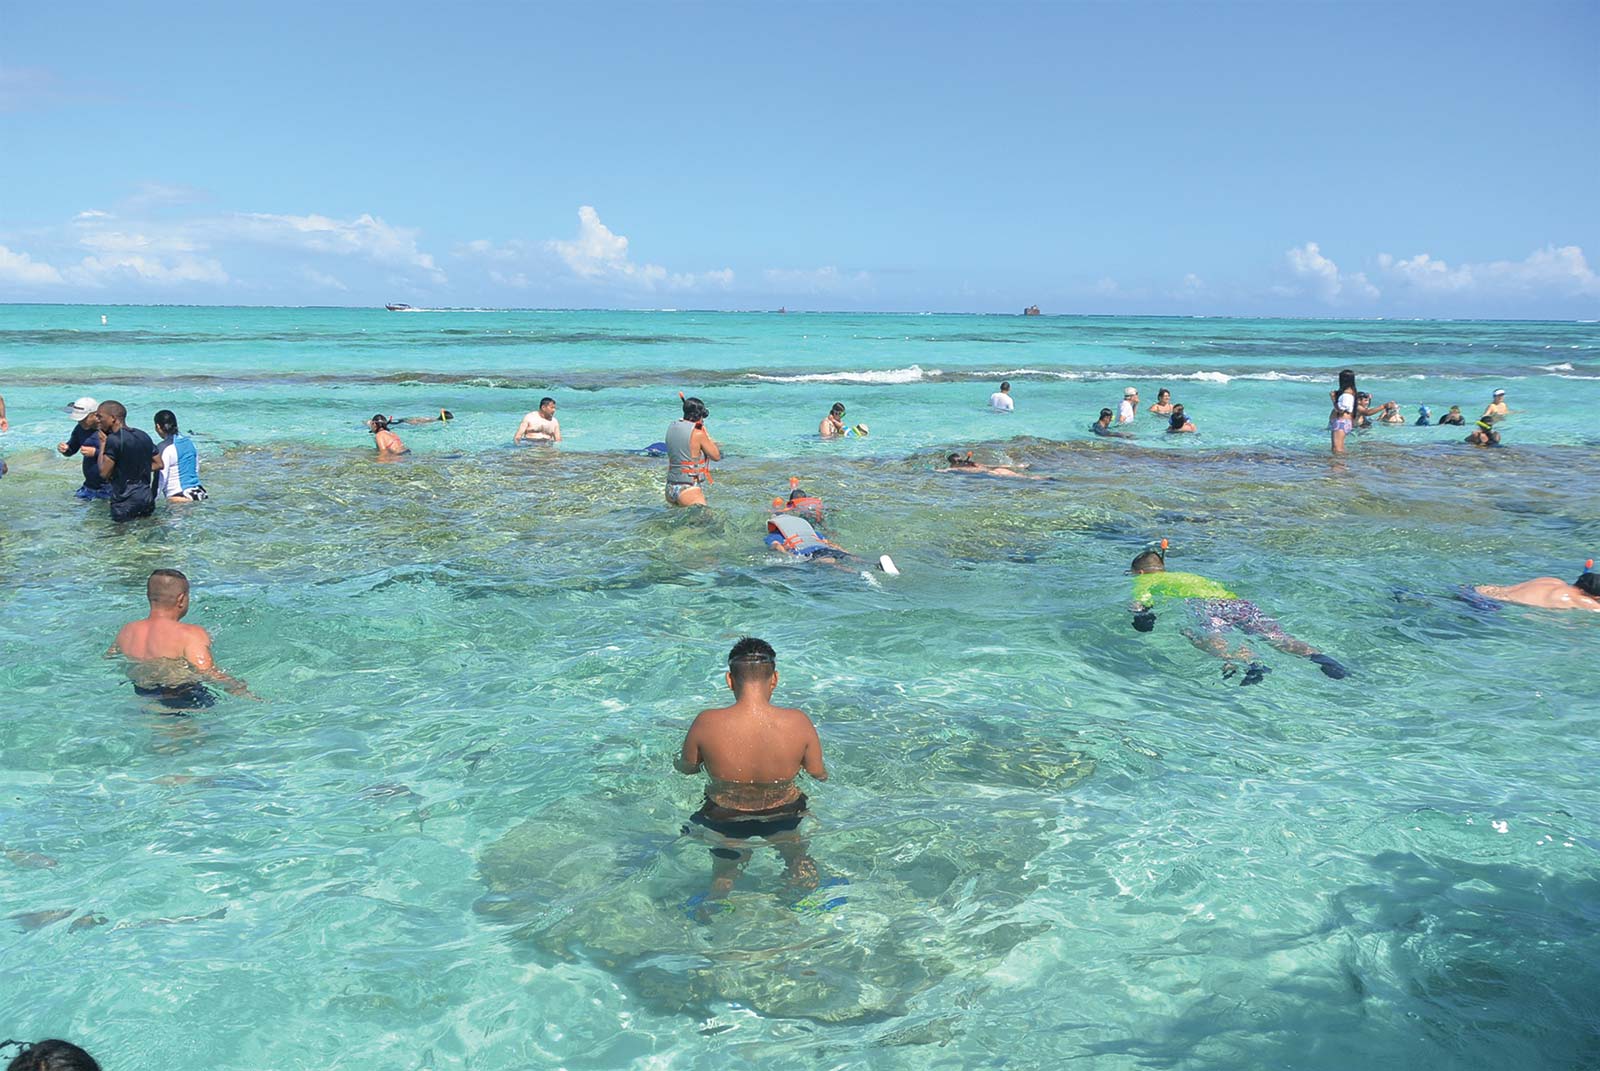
[108, 568, 257, 711]
[989, 382, 1014, 412]
[1472, 562, 1600, 612]
[1415, 405, 1433, 426]
[1481, 389, 1509, 424]
[1465, 420, 1501, 447]
[1437, 405, 1465, 426]
[513, 397, 560, 443]
[665, 395, 720, 507]
[1117, 387, 1139, 424]
[369, 414, 408, 455]
[57, 397, 111, 499]
[1128, 545, 1349, 686]
[676, 637, 830, 917]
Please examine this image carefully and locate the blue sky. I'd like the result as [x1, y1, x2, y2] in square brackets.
[1, 1, 1596, 315]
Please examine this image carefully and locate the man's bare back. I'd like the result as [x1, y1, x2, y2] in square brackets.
[110, 569, 255, 701]
[1475, 577, 1600, 612]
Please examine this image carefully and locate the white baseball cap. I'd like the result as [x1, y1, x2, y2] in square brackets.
[1124, 387, 1138, 397]
[66, 397, 98, 419]
[1493, 388, 1506, 396]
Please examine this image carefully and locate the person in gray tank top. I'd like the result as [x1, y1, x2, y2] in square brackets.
[666, 395, 721, 507]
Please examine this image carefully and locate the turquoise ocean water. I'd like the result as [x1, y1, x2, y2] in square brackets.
[1, 306, 1597, 1069]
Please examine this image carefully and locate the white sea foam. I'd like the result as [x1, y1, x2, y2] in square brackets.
[746, 365, 938, 384]
[1540, 363, 1575, 371]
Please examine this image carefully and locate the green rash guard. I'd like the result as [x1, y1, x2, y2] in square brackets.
[1132, 571, 1239, 605]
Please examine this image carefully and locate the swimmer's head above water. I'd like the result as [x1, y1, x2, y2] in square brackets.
[1576, 567, 1600, 598]
[368, 413, 390, 433]
[726, 636, 777, 694]
[681, 395, 709, 425]
[946, 452, 978, 468]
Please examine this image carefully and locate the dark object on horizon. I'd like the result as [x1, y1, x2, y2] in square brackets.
[1023, 305, 1041, 316]
[385, 303, 413, 312]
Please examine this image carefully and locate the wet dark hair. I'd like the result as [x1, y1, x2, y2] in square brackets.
[154, 409, 179, 434]
[1157, 388, 1171, 399]
[369, 413, 390, 431]
[1098, 408, 1113, 419]
[147, 568, 189, 606]
[539, 397, 555, 408]
[1130, 549, 1165, 573]
[681, 396, 709, 422]
[1168, 407, 1187, 430]
[98, 400, 127, 422]
[946, 452, 978, 467]
[830, 402, 845, 415]
[1575, 572, 1600, 597]
[2, 1039, 102, 1071]
[727, 636, 777, 689]
[999, 381, 1010, 391]
[1338, 369, 1357, 394]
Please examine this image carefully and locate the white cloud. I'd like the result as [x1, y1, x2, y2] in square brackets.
[1377, 245, 1600, 298]
[73, 209, 112, 222]
[67, 254, 228, 287]
[0, 243, 65, 285]
[546, 205, 731, 291]
[1092, 277, 1120, 296]
[456, 238, 527, 262]
[1285, 242, 1379, 303]
[300, 267, 348, 292]
[228, 212, 445, 282]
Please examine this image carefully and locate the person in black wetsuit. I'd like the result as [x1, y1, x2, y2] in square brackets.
[95, 401, 157, 522]
[57, 397, 110, 499]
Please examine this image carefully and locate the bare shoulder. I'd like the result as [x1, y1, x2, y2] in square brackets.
[776, 704, 818, 727]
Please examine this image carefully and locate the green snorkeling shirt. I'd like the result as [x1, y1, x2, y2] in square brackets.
[1132, 570, 1240, 603]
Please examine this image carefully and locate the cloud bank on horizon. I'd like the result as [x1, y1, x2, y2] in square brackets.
[0, 3, 1594, 316]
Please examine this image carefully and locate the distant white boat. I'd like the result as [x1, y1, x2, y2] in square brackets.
[385, 303, 414, 312]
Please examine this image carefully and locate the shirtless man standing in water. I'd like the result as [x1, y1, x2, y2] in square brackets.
[677, 637, 826, 913]
[109, 569, 257, 709]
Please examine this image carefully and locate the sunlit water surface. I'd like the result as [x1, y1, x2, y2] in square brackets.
[2, 308, 1598, 1069]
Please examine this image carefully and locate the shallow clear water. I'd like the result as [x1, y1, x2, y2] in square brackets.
[2, 307, 1598, 1069]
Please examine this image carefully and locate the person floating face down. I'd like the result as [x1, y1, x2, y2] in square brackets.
[939, 450, 1045, 477]
[765, 485, 899, 575]
[107, 568, 258, 711]
[665, 395, 721, 506]
[1128, 547, 1349, 686]
[1472, 562, 1600, 612]
[676, 638, 830, 918]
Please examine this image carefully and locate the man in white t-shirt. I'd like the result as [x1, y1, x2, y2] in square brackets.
[988, 382, 1014, 412]
[1117, 387, 1139, 424]
[514, 397, 562, 443]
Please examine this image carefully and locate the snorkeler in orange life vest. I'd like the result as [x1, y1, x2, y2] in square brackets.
[763, 479, 899, 575]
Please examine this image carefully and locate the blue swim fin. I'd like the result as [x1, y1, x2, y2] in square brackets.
[792, 877, 850, 914]
[1310, 654, 1349, 679]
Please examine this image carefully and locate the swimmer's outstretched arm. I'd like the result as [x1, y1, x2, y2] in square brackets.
[186, 630, 260, 700]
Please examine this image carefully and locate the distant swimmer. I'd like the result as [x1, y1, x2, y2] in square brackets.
[1437, 405, 1466, 426]
[1093, 408, 1133, 439]
[371, 409, 452, 429]
[95, 401, 157, 522]
[1148, 388, 1175, 416]
[1378, 401, 1406, 424]
[1465, 420, 1501, 447]
[513, 397, 561, 443]
[1165, 405, 1196, 434]
[108, 569, 258, 710]
[1472, 564, 1600, 612]
[938, 451, 1045, 479]
[820, 402, 848, 438]
[369, 414, 408, 455]
[58, 397, 110, 500]
[1128, 546, 1349, 685]
[676, 638, 832, 917]
[153, 409, 207, 503]
[1415, 405, 1432, 426]
[1481, 388, 1510, 424]
[665, 395, 720, 507]
[989, 381, 1014, 412]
